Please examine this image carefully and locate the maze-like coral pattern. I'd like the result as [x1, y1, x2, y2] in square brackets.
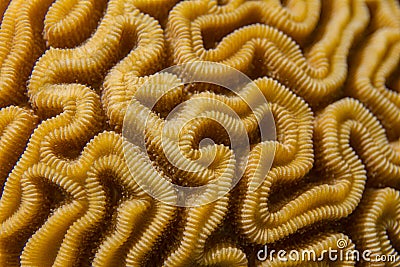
[0, 0, 399, 266]
[349, 187, 400, 267]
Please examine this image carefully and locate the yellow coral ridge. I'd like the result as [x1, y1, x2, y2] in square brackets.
[19, 132, 175, 266]
[160, 196, 232, 266]
[100, 3, 165, 129]
[347, 29, 400, 139]
[237, 77, 316, 244]
[0, 106, 37, 190]
[122, 72, 254, 265]
[166, 0, 369, 106]
[0, 0, 10, 23]
[316, 98, 400, 188]
[0, 0, 53, 107]
[44, 0, 108, 48]
[0, 0, 400, 266]
[350, 188, 400, 266]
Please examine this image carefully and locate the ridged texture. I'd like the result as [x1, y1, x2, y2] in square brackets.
[44, 0, 108, 48]
[0, 0, 10, 23]
[0, 106, 37, 193]
[166, 0, 369, 107]
[237, 77, 315, 244]
[347, 29, 400, 139]
[315, 98, 400, 189]
[100, 1, 165, 129]
[17, 132, 176, 267]
[0, 0, 400, 266]
[0, 0, 54, 107]
[122, 71, 262, 265]
[350, 188, 400, 266]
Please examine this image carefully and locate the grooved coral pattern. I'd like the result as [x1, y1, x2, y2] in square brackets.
[0, 0, 399, 266]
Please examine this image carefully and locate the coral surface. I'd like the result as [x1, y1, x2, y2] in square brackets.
[0, 0, 399, 266]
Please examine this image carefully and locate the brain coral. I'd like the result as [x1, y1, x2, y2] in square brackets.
[0, 0, 399, 266]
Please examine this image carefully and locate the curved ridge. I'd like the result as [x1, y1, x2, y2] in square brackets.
[19, 132, 175, 266]
[316, 98, 400, 189]
[347, 29, 400, 139]
[44, 0, 108, 48]
[236, 77, 316, 244]
[166, 0, 369, 107]
[0, 0, 54, 107]
[0, 106, 37, 192]
[0, 0, 400, 266]
[100, 0, 165, 130]
[350, 187, 400, 266]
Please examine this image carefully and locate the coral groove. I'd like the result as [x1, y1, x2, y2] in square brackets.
[0, 0, 399, 266]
